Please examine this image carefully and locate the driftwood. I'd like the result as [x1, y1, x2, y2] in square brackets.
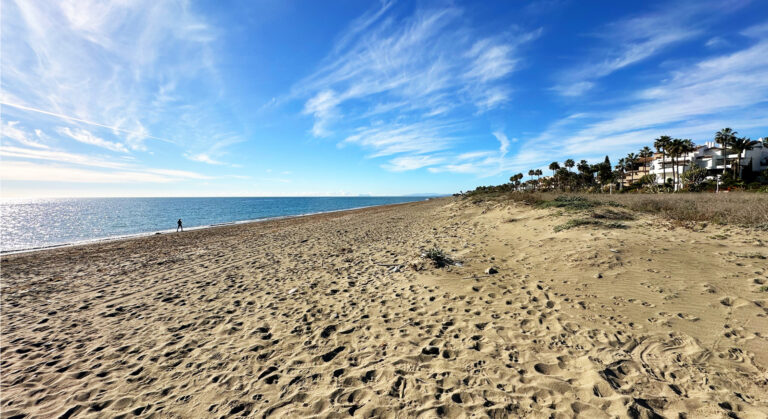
[369, 256, 403, 268]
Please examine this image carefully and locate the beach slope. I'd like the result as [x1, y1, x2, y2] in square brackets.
[2, 198, 767, 417]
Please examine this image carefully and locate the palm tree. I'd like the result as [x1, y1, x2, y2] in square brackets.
[654, 135, 672, 188]
[548, 162, 560, 177]
[616, 158, 626, 190]
[510, 173, 524, 190]
[667, 139, 696, 191]
[626, 152, 637, 184]
[638, 146, 653, 182]
[666, 139, 683, 191]
[548, 162, 560, 190]
[715, 128, 737, 175]
[577, 159, 589, 174]
[564, 159, 575, 172]
[534, 169, 543, 189]
[527, 169, 536, 190]
[730, 137, 760, 179]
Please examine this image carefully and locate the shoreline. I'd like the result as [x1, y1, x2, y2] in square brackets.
[0, 197, 437, 256]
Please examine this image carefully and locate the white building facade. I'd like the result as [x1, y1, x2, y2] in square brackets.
[646, 139, 768, 187]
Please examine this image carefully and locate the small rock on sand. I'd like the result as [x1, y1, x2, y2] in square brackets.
[485, 267, 498, 274]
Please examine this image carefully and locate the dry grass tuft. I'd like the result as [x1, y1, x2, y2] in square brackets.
[582, 193, 768, 227]
[465, 191, 768, 227]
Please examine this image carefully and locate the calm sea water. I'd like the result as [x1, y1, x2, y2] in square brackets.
[0, 197, 430, 252]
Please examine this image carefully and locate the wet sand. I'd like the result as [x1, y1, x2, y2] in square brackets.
[1, 197, 767, 418]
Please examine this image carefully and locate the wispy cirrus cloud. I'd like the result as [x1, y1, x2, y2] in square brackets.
[428, 131, 513, 176]
[1, 121, 212, 184]
[384, 155, 447, 172]
[57, 127, 129, 153]
[551, 1, 746, 97]
[296, 7, 536, 124]
[1, 0, 231, 156]
[517, 31, 768, 169]
[183, 135, 245, 166]
[185, 153, 225, 165]
[293, 2, 540, 171]
[0, 145, 132, 170]
[1, 121, 49, 149]
[342, 120, 461, 158]
[0, 161, 210, 184]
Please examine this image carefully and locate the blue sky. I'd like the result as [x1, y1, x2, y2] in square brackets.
[1, 0, 767, 197]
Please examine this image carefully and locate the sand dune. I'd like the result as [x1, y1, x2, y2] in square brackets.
[2, 198, 767, 418]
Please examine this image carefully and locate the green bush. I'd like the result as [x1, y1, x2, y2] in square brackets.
[424, 247, 453, 267]
[553, 219, 599, 232]
[682, 167, 707, 191]
[536, 196, 596, 210]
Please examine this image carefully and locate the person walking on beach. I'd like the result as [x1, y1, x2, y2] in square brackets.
[177, 219, 183, 232]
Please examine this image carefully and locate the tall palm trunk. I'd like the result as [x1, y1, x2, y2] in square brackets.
[722, 143, 727, 177]
[673, 156, 678, 191]
[661, 151, 667, 189]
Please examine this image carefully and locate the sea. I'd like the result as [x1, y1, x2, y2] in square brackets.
[0, 196, 432, 253]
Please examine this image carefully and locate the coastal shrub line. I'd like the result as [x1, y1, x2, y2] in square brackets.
[464, 191, 768, 227]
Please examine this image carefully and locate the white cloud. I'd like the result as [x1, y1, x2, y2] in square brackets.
[0, 145, 132, 169]
[183, 135, 244, 166]
[303, 90, 341, 137]
[1, 121, 49, 149]
[552, 81, 594, 97]
[493, 131, 510, 157]
[58, 127, 129, 153]
[294, 4, 539, 138]
[550, 1, 745, 97]
[741, 20, 768, 39]
[2, 0, 221, 152]
[343, 121, 459, 158]
[291, 3, 539, 174]
[1, 161, 210, 184]
[517, 39, 768, 167]
[428, 131, 513, 176]
[464, 38, 518, 82]
[185, 153, 225, 165]
[705, 36, 728, 49]
[383, 155, 445, 172]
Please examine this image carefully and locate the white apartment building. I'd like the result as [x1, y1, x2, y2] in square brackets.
[645, 139, 768, 187]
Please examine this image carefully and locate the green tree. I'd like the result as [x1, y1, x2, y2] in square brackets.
[548, 161, 560, 177]
[600, 165, 615, 190]
[654, 135, 672, 190]
[730, 137, 760, 179]
[668, 139, 696, 191]
[666, 139, 683, 190]
[625, 152, 637, 184]
[715, 128, 737, 175]
[682, 166, 707, 191]
[615, 158, 626, 190]
[577, 159, 590, 174]
[548, 162, 560, 189]
[510, 173, 524, 190]
[564, 159, 575, 172]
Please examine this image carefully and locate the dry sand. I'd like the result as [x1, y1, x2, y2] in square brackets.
[1, 198, 767, 418]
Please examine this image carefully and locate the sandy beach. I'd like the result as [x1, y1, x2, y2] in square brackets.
[2, 197, 767, 418]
